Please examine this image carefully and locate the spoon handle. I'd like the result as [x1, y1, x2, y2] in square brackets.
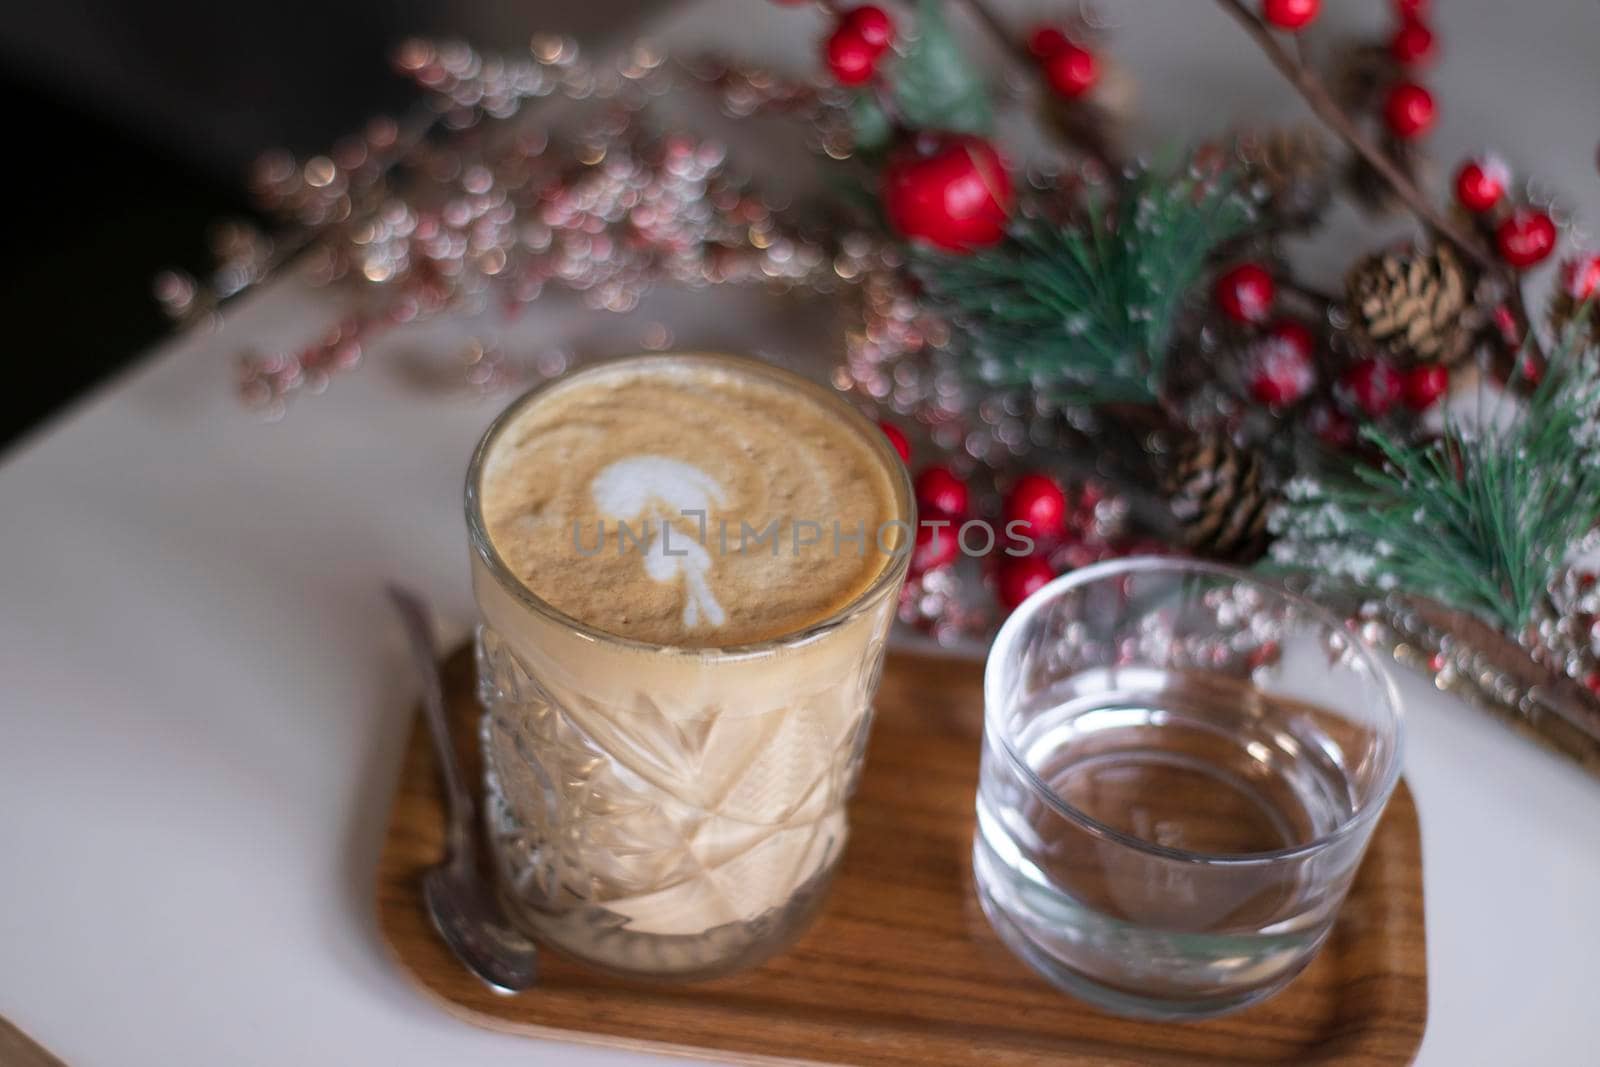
[387, 585, 475, 847]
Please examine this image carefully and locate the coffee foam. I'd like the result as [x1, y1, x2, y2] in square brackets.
[478, 357, 901, 648]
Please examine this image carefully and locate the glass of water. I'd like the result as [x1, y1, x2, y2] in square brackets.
[974, 557, 1403, 1020]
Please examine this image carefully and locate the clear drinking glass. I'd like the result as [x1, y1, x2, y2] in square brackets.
[974, 557, 1403, 1019]
[464, 356, 913, 980]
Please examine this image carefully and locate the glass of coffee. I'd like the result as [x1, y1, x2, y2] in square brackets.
[464, 353, 914, 979]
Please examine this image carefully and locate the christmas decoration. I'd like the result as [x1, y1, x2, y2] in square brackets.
[1345, 243, 1477, 366]
[1273, 326, 1600, 642]
[1400, 363, 1449, 410]
[1163, 433, 1275, 562]
[1261, 0, 1320, 33]
[1003, 473, 1068, 542]
[1215, 263, 1277, 324]
[996, 555, 1057, 611]
[825, 28, 879, 86]
[1234, 125, 1334, 231]
[910, 520, 961, 575]
[882, 134, 1013, 252]
[1040, 41, 1099, 99]
[1389, 20, 1436, 66]
[1497, 208, 1559, 268]
[843, 7, 895, 53]
[1248, 321, 1316, 406]
[1454, 156, 1508, 214]
[1382, 82, 1436, 140]
[156, 1, 1600, 768]
[878, 421, 912, 464]
[1342, 358, 1403, 417]
[915, 465, 970, 519]
[910, 167, 1254, 405]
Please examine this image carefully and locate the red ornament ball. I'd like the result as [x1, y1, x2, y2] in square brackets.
[914, 465, 969, 519]
[1214, 263, 1276, 324]
[1390, 20, 1436, 65]
[997, 555, 1057, 612]
[824, 27, 878, 85]
[842, 6, 895, 53]
[1383, 82, 1436, 140]
[1561, 254, 1600, 302]
[1249, 321, 1317, 407]
[1027, 26, 1069, 58]
[1003, 473, 1068, 543]
[1496, 208, 1558, 269]
[1261, 0, 1320, 31]
[882, 133, 1013, 252]
[1042, 42, 1099, 99]
[1401, 364, 1450, 411]
[1343, 359, 1402, 418]
[877, 420, 910, 464]
[909, 520, 959, 576]
[1454, 156, 1508, 214]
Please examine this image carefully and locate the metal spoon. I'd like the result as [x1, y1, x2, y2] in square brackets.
[387, 585, 539, 993]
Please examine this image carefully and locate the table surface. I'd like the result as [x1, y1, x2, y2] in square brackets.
[4, 2, 1599, 1065]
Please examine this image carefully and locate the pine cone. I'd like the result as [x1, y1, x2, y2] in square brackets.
[1346, 243, 1480, 366]
[1162, 432, 1276, 562]
[1236, 125, 1334, 231]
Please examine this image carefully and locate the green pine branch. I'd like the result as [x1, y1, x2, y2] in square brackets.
[1270, 313, 1600, 633]
[909, 166, 1257, 406]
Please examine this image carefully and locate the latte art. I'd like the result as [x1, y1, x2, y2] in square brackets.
[477, 356, 901, 647]
[590, 456, 729, 631]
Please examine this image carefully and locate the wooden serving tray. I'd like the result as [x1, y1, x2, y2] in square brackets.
[376, 648, 1427, 1066]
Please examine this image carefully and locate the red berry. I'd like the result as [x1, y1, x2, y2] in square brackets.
[997, 555, 1057, 611]
[1042, 43, 1099, 99]
[914, 465, 969, 519]
[1004, 473, 1068, 542]
[824, 28, 878, 85]
[1249, 321, 1317, 407]
[1585, 671, 1600, 697]
[1028, 26, 1069, 58]
[910, 519, 960, 575]
[882, 133, 1013, 252]
[1390, 20, 1436, 65]
[1401, 364, 1449, 410]
[1383, 82, 1436, 140]
[1310, 405, 1357, 448]
[877, 420, 910, 464]
[1261, 0, 1320, 31]
[1214, 263, 1276, 324]
[1496, 209, 1558, 269]
[1562, 254, 1600, 301]
[1454, 156, 1508, 214]
[1492, 304, 1523, 347]
[1343, 359, 1402, 417]
[842, 6, 894, 54]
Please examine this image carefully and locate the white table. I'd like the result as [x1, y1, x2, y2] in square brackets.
[4, 2, 1599, 1064]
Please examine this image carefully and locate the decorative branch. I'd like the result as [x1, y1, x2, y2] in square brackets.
[956, 0, 1122, 172]
[1213, 0, 1548, 373]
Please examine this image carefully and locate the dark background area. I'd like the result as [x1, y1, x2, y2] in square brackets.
[0, 1, 660, 451]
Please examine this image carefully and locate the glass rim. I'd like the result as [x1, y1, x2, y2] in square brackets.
[983, 555, 1405, 867]
[464, 351, 916, 660]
